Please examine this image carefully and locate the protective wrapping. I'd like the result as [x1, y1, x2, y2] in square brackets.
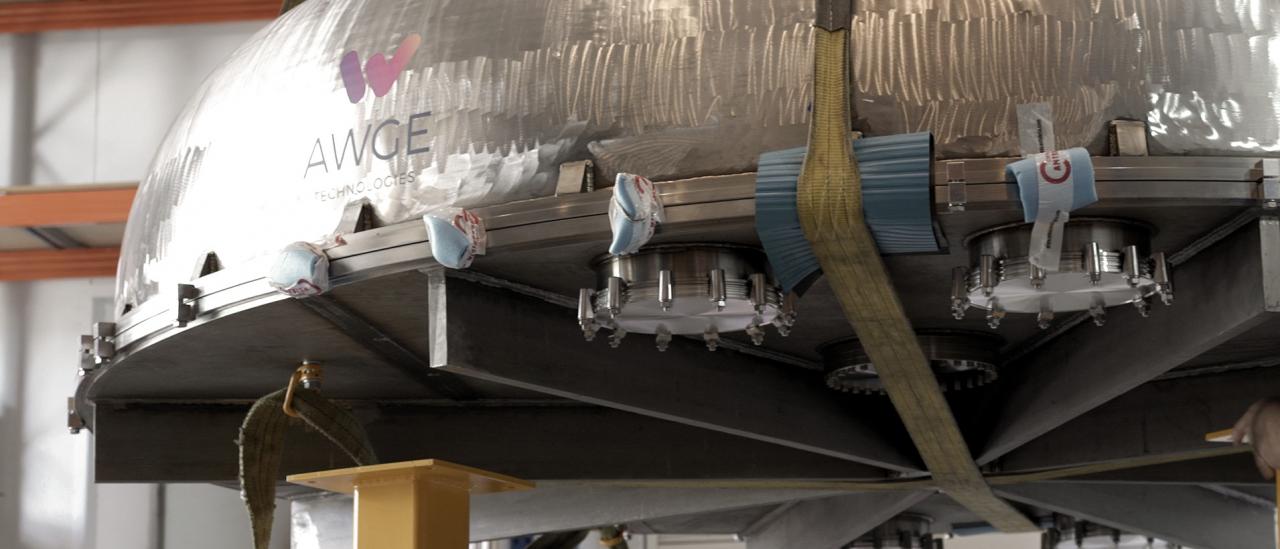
[118, 0, 1280, 313]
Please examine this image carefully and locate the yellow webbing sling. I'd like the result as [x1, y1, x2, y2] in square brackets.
[797, 1, 1038, 532]
[239, 366, 379, 549]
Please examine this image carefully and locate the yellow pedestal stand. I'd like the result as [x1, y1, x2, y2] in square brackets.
[289, 460, 534, 549]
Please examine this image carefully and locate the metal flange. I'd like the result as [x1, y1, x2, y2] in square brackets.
[951, 218, 1173, 330]
[578, 244, 793, 351]
[820, 331, 1001, 395]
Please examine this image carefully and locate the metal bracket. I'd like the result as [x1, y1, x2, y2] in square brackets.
[67, 397, 85, 434]
[176, 283, 199, 327]
[945, 161, 966, 212]
[336, 199, 378, 235]
[555, 160, 595, 196]
[1258, 158, 1279, 209]
[192, 251, 223, 279]
[79, 321, 116, 372]
[1108, 120, 1148, 156]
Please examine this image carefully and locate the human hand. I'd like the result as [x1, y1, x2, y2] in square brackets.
[1232, 397, 1280, 480]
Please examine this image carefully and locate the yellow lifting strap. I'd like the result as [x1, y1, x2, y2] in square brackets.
[796, 2, 1038, 533]
[238, 363, 379, 549]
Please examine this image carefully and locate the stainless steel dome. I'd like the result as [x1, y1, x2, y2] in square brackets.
[117, 0, 1280, 314]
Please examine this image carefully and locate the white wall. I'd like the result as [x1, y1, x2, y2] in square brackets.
[1, 18, 276, 549]
[166, 484, 291, 549]
[0, 278, 111, 549]
[0, 282, 30, 549]
[28, 21, 262, 186]
[0, 34, 16, 182]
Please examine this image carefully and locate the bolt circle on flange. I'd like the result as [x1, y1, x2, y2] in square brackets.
[950, 218, 1174, 330]
[576, 244, 794, 351]
[819, 330, 1002, 395]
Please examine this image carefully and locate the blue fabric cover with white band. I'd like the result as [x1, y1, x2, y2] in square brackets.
[756, 132, 936, 293]
[1006, 147, 1097, 222]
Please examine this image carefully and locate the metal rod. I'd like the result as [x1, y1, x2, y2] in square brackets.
[1085, 241, 1103, 285]
[1037, 298, 1054, 330]
[1122, 244, 1141, 287]
[951, 267, 970, 320]
[749, 273, 768, 313]
[577, 289, 594, 324]
[1152, 252, 1173, 305]
[709, 268, 727, 310]
[606, 276, 623, 315]
[658, 269, 673, 311]
[979, 255, 997, 296]
[1030, 264, 1046, 289]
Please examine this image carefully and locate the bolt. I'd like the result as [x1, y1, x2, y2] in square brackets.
[606, 276, 624, 315]
[1089, 301, 1107, 327]
[1152, 252, 1173, 305]
[1085, 241, 1104, 285]
[1036, 311, 1053, 330]
[655, 325, 671, 352]
[1133, 296, 1150, 318]
[609, 326, 627, 348]
[658, 269, 673, 311]
[779, 292, 798, 328]
[709, 269, 727, 311]
[704, 325, 721, 352]
[951, 266, 971, 315]
[749, 273, 769, 314]
[746, 317, 766, 346]
[986, 298, 1006, 329]
[1123, 245, 1141, 287]
[979, 256, 998, 297]
[771, 316, 792, 337]
[1030, 265, 1046, 289]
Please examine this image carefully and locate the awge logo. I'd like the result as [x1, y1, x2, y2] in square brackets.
[340, 33, 421, 103]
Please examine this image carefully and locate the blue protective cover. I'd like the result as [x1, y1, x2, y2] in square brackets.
[608, 173, 658, 256]
[424, 215, 474, 269]
[1006, 147, 1097, 222]
[756, 132, 936, 293]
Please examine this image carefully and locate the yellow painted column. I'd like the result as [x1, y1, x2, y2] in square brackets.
[289, 460, 534, 549]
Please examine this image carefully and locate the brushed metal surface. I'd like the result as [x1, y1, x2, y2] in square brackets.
[118, 0, 1280, 315]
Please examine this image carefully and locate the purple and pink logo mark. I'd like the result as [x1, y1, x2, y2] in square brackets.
[340, 33, 422, 103]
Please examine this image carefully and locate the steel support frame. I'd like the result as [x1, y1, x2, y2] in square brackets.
[998, 482, 1276, 549]
[298, 295, 478, 400]
[425, 269, 921, 473]
[997, 366, 1280, 476]
[91, 402, 885, 483]
[744, 491, 933, 549]
[0, 1, 279, 33]
[0, 247, 119, 281]
[980, 217, 1280, 464]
